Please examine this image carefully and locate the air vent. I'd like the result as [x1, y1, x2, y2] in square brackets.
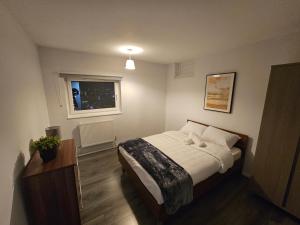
[174, 61, 194, 78]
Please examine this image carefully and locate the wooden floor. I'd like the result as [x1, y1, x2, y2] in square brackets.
[78, 149, 300, 225]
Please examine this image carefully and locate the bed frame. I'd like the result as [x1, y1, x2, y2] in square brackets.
[118, 120, 248, 223]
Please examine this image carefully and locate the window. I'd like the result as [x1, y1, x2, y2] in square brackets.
[64, 74, 122, 118]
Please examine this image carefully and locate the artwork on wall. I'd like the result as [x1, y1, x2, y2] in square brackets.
[204, 72, 236, 113]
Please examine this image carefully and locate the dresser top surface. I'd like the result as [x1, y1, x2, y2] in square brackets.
[23, 139, 76, 178]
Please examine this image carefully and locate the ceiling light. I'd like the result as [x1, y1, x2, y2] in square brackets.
[125, 58, 135, 70]
[118, 46, 143, 70]
[119, 45, 143, 55]
[125, 49, 135, 70]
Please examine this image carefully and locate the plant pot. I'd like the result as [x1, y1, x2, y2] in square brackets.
[39, 146, 58, 163]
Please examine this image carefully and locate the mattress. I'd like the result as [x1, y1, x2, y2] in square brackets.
[119, 131, 241, 205]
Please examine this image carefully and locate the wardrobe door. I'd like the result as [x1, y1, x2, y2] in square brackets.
[285, 138, 300, 218]
[253, 63, 300, 206]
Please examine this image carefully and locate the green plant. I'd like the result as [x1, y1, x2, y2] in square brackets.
[31, 136, 61, 152]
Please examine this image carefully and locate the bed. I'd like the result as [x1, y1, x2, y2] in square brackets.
[118, 120, 248, 222]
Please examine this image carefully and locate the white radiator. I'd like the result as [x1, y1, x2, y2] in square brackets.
[79, 120, 115, 148]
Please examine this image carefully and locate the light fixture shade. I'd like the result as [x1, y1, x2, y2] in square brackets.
[125, 59, 135, 70]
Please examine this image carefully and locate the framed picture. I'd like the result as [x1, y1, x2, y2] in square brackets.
[204, 72, 236, 113]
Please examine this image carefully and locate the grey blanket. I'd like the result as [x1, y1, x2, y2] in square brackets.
[119, 138, 193, 214]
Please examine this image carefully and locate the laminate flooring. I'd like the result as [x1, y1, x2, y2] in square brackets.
[78, 149, 300, 225]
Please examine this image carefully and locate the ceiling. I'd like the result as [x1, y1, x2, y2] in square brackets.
[2, 0, 300, 64]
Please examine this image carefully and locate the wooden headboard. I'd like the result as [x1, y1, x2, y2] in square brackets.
[187, 119, 249, 153]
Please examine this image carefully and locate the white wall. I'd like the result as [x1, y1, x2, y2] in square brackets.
[165, 32, 300, 176]
[0, 3, 49, 225]
[39, 47, 167, 146]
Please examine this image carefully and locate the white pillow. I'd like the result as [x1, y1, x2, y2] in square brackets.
[201, 126, 240, 148]
[180, 121, 207, 137]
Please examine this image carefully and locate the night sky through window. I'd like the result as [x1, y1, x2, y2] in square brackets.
[71, 81, 116, 111]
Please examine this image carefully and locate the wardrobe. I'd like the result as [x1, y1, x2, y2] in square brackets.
[253, 62, 300, 218]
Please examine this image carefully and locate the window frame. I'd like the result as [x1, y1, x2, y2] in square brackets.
[63, 74, 122, 119]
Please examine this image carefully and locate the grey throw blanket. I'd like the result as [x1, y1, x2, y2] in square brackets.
[119, 138, 193, 214]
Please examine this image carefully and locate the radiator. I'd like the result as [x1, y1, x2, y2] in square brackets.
[79, 120, 115, 148]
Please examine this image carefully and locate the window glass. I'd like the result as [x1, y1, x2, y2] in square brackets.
[71, 81, 116, 111]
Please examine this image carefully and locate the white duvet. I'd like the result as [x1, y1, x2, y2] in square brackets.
[119, 131, 239, 205]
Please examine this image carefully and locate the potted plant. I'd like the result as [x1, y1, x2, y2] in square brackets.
[31, 136, 61, 163]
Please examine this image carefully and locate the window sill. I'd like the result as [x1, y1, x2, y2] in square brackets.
[67, 110, 122, 119]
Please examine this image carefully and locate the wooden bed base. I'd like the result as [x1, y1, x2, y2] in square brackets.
[118, 120, 248, 222]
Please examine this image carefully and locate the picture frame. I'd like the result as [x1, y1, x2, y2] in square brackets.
[204, 72, 236, 113]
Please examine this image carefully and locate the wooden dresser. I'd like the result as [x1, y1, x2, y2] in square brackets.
[23, 139, 82, 225]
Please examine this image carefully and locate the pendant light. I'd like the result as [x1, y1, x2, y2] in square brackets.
[125, 49, 135, 70]
[118, 46, 143, 70]
[125, 56, 135, 70]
